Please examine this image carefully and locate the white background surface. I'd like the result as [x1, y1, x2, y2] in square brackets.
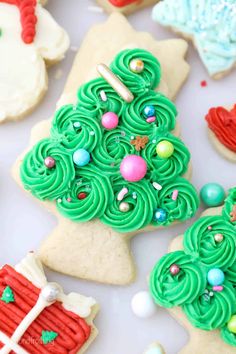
[1, 1, 236, 353]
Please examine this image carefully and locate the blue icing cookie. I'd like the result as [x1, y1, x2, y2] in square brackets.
[152, 0, 236, 77]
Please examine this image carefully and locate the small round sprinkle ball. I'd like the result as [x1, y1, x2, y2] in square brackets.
[129, 58, 144, 74]
[101, 112, 119, 130]
[131, 291, 157, 318]
[207, 268, 225, 286]
[200, 183, 225, 207]
[120, 155, 147, 182]
[144, 105, 155, 118]
[119, 202, 130, 213]
[227, 315, 236, 334]
[154, 208, 167, 222]
[156, 141, 174, 159]
[73, 149, 90, 167]
[44, 156, 55, 169]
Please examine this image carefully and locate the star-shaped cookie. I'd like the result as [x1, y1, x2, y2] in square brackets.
[152, 0, 236, 79]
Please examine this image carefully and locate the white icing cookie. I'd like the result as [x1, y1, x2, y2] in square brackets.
[0, 2, 69, 123]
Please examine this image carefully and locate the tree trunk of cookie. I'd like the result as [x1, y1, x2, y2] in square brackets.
[38, 218, 136, 285]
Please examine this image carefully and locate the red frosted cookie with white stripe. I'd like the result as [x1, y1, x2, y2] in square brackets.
[0, 253, 98, 353]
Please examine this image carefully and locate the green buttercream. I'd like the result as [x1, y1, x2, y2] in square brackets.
[150, 187, 236, 346]
[20, 48, 199, 232]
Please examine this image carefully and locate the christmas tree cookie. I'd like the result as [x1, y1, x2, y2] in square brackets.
[0, 253, 98, 353]
[152, 0, 236, 79]
[96, 0, 157, 15]
[150, 187, 236, 353]
[0, 0, 69, 123]
[13, 14, 197, 285]
[206, 104, 236, 163]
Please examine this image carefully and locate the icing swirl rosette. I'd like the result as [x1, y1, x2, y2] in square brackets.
[150, 187, 236, 347]
[21, 138, 75, 200]
[20, 48, 198, 232]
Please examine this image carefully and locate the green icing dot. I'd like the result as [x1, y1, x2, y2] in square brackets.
[1, 286, 14, 304]
[41, 330, 58, 344]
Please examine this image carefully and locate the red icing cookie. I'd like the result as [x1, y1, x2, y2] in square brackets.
[108, 0, 141, 7]
[0, 0, 37, 43]
[206, 105, 236, 153]
[0, 254, 98, 353]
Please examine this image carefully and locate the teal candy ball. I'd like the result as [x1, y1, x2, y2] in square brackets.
[207, 268, 225, 286]
[73, 149, 90, 167]
[200, 183, 225, 207]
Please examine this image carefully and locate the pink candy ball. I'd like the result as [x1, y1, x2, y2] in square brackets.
[120, 155, 147, 182]
[101, 112, 119, 130]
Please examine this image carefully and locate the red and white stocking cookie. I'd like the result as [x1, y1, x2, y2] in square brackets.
[0, 0, 69, 123]
[0, 253, 98, 353]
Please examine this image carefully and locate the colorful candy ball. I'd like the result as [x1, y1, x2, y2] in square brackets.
[131, 291, 157, 318]
[101, 112, 119, 130]
[156, 141, 174, 159]
[154, 208, 167, 222]
[144, 105, 155, 118]
[170, 264, 180, 275]
[129, 58, 144, 74]
[73, 149, 90, 167]
[214, 233, 224, 243]
[207, 268, 225, 286]
[44, 156, 55, 169]
[119, 202, 130, 213]
[227, 315, 236, 334]
[200, 183, 225, 207]
[120, 155, 147, 182]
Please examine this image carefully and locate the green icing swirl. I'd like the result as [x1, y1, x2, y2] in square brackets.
[221, 325, 236, 347]
[77, 78, 125, 118]
[20, 139, 75, 200]
[20, 48, 198, 232]
[100, 177, 157, 233]
[150, 251, 206, 308]
[152, 178, 199, 226]
[150, 187, 236, 347]
[184, 216, 236, 269]
[110, 49, 161, 95]
[92, 128, 135, 175]
[142, 134, 190, 183]
[57, 166, 113, 221]
[51, 104, 102, 151]
[183, 282, 236, 330]
[123, 92, 177, 136]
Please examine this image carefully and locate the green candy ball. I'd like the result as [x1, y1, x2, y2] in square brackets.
[156, 140, 174, 159]
[200, 183, 225, 207]
[227, 315, 236, 334]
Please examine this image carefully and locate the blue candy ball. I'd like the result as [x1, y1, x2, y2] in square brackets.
[144, 105, 155, 118]
[200, 183, 225, 207]
[154, 208, 167, 222]
[207, 268, 225, 286]
[73, 149, 90, 167]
